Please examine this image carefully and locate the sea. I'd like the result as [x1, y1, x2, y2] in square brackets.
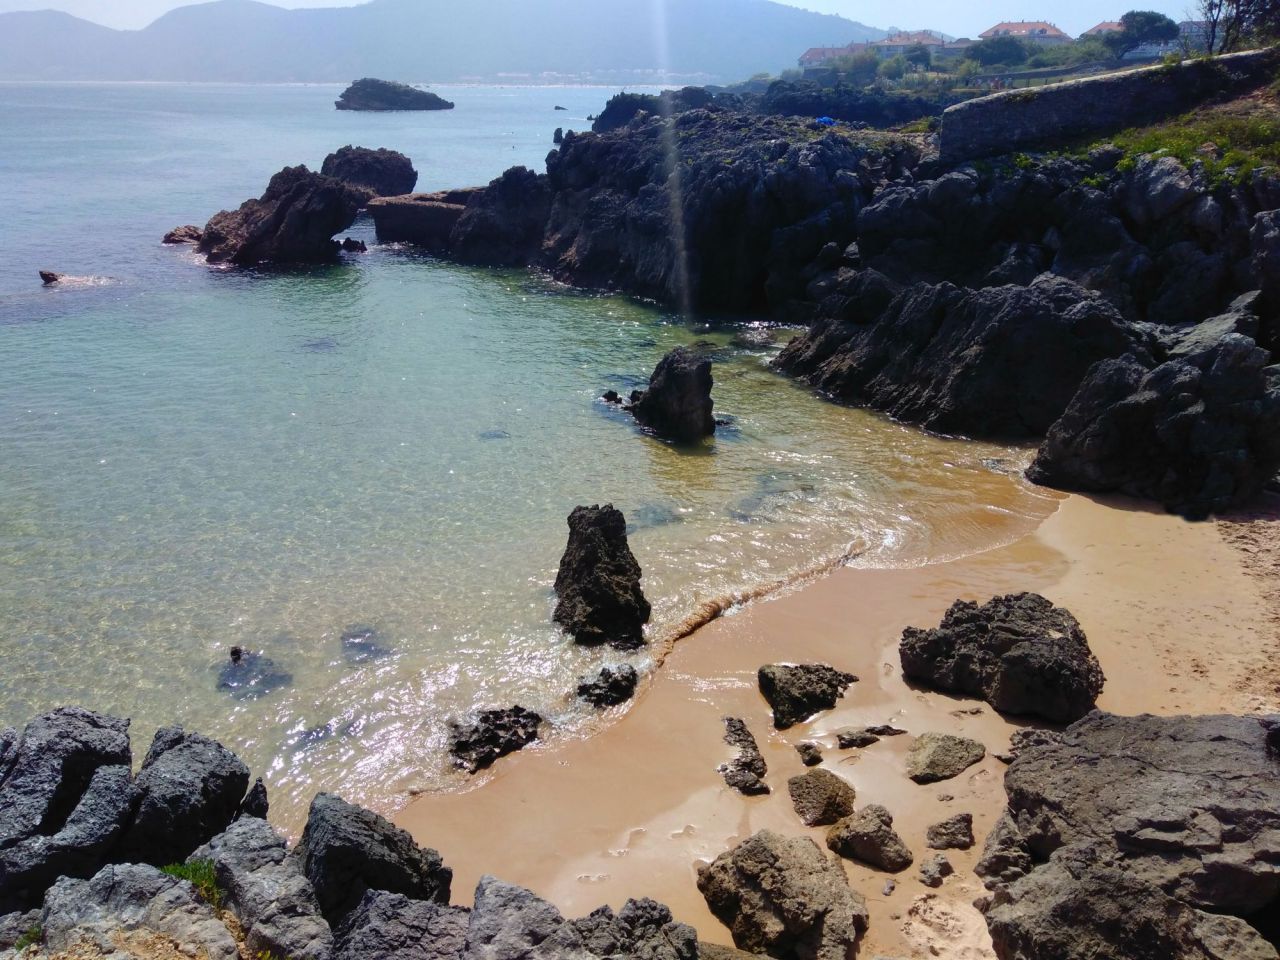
[0, 82, 1058, 829]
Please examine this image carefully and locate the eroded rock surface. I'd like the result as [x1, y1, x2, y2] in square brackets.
[906, 733, 985, 784]
[577, 664, 640, 708]
[758, 663, 857, 729]
[926, 813, 974, 850]
[787, 769, 855, 827]
[449, 707, 542, 773]
[719, 718, 770, 796]
[321, 145, 418, 200]
[629, 347, 715, 442]
[825, 804, 914, 872]
[553, 504, 650, 649]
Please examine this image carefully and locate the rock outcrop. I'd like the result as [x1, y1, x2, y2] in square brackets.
[553, 504, 651, 649]
[448, 706, 542, 773]
[787, 769, 855, 827]
[977, 711, 1280, 960]
[576, 664, 639, 708]
[297, 792, 452, 924]
[334, 78, 454, 112]
[757, 663, 857, 729]
[449, 166, 552, 267]
[899, 593, 1105, 723]
[198, 165, 362, 265]
[367, 188, 481, 252]
[719, 718, 770, 796]
[825, 804, 914, 872]
[1027, 336, 1280, 518]
[320, 145, 418, 200]
[163, 224, 202, 244]
[926, 813, 975, 851]
[906, 732, 985, 784]
[629, 347, 716, 442]
[334, 890, 469, 960]
[697, 830, 869, 960]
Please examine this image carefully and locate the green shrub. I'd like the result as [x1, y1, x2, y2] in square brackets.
[13, 926, 42, 951]
[162, 859, 223, 909]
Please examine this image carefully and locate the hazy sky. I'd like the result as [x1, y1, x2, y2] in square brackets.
[0, 0, 1198, 39]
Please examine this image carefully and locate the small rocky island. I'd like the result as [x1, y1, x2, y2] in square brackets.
[335, 78, 454, 112]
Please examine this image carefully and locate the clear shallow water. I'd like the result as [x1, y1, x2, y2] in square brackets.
[0, 83, 1058, 829]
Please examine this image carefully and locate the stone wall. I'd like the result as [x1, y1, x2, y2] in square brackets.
[940, 47, 1280, 163]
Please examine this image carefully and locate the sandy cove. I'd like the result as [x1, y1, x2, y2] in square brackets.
[396, 490, 1280, 959]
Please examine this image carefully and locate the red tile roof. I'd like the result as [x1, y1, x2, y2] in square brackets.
[1083, 21, 1124, 35]
[980, 21, 1071, 39]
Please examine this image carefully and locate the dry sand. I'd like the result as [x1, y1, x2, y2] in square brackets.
[396, 491, 1277, 959]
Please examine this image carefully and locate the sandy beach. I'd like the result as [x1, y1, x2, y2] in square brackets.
[397, 490, 1279, 959]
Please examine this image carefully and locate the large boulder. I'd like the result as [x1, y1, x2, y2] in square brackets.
[335, 78, 454, 112]
[774, 274, 1149, 438]
[696, 830, 868, 960]
[757, 663, 857, 729]
[448, 166, 552, 267]
[976, 712, 1280, 959]
[191, 816, 332, 960]
[719, 718, 770, 796]
[449, 706, 542, 773]
[825, 804, 914, 872]
[1027, 336, 1280, 517]
[899, 593, 1105, 723]
[906, 732, 985, 784]
[334, 890, 468, 960]
[787, 769, 855, 827]
[297, 792, 452, 925]
[198, 165, 362, 265]
[553, 504, 651, 649]
[40, 863, 240, 960]
[629, 347, 715, 442]
[320, 145, 418, 200]
[114, 725, 250, 868]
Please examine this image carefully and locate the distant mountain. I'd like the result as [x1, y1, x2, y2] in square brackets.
[0, 0, 885, 83]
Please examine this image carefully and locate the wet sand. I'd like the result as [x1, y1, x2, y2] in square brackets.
[396, 492, 1276, 959]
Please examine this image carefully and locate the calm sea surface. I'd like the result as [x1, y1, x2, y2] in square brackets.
[0, 83, 1057, 828]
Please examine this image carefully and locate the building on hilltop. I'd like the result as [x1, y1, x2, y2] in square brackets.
[797, 31, 971, 68]
[798, 42, 869, 68]
[1082, 21, 1123, 37]
[979, 21, 1073, 45]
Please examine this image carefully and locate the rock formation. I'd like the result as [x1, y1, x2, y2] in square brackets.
[795, 742, 823, 766]
[448, 706, 542, 773]
[919, 853, 954, 888]
[576, 664, 639, 708]
[757, 663, 857, 729]
[553, 504, 651, 649]
[899, 593, 1105, 723]
[38, 271, 62, 284]
[976, 711, 1280, 959]
[198, 165, 362, 265]
[629, 347, 716, 442]
[163, 225, 202, 244]
[825, 804, 914, 872]
[787, 769, 855, 827]
[334, 78, 454, 112]
[719, 717, 769, 796]
[926, 813, 974, 850]
[367, 188, 480, 252]
[320, 145, 418, 201]
[697, 830, 868, 960]
[905, 732, 985, 784]
[449, 166, 552, 267]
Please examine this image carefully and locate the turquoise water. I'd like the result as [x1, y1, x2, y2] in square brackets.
[0, 83, 1057, 828]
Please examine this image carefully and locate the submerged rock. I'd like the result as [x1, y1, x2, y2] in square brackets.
[826, 804, 914, 872]
[449, 706, 542, 773]
[321, 145, 418, 200]
[787, 769, 855, 827]
[335, 78, 454, 112]
[553, 504, 651, 649]
[341, 625, 392, 664]
[629, 347, 716, 442]
[577, 664, 640, 708]
[757, 663, 857, 729]
[217, 646, 293, 699]
[906, 733, 985, 784]
[697, 830, 868, 960]
[899, 593, 1104, 723]
[718, 717, 769, 796]
[198, 165, 363, 265]
[298, 792, 452, 924]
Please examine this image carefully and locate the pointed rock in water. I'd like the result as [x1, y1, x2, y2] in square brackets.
[757, 663, 857, 729]
[577, 664, 639, 708]
[298, 792, 452, 925]
[38, 270, 62, 284]
[788, 769, 856, 827]
[906, 733, 985, 784]
[321, 145, 418, 200]
[697, 830, 868, 959]
[162, 225, 203, 244]
[449, 706, 542, 773]
[900, 593, 1104, 724]
[629, 347, 716, 443]
[719, 717, 769, 796]
[237, 778, 270, 820]
[218, 645, 292, 699]
[335, 78, 454, 112]
[826, 804, 914, 872]
[553, 504, 650, 649]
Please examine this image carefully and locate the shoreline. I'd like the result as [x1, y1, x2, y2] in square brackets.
[396, 490, 1277, 957]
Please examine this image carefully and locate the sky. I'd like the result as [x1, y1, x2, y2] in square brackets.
[0, 0, 1198, 38]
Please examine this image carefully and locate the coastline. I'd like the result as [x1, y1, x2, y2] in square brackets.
[396, 490, 1277, 957]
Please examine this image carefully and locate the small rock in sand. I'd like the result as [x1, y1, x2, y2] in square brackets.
[826, 804, 914, 872]
[795, 741, 824, 766]
[787, 769, 856, 827]
[906, 733, 985, 784]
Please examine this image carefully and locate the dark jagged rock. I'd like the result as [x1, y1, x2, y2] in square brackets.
[696, 830, 868, 960]
[367, 187, 480, 251]
[835, 725, 903, 748]
[787, 769, 855, 827]
[795, 742, 823, 766]
[340, 237, 367, 253]
[114, 725, 250, 867]
[899, 593, 1104, 724]
[197, 165, 362, 265]
[191, 816, 331, 960]
[237, 777, 269, 820]
[775, 274, 1150, 439]
[718, 718, 769, 796]
[38, 271, 62, 284]
[757, 663, 857, 729]
[553, 504, 650, 649]
[577, 664, 639, 708]
[589, 88, 714, 133]
[449, 166, 552, 267]
[449, 706, 542, 773]
[825, 804, 914, 872]
[906, 733, 985, 784]
[976, 712, 1280, 960]
[321, 145, 418, 200]
[926, 813, 974, 850]
[1027, 336, 1280, 518]
[163, 224, 203, 244]
[629, 347, 715, 442]
[553, 127, 564, 145]
[298, 792, 452, 924]
[334, 889, 469, 960]
[919, 853, 954, 888]
[217, 646, 293, 699]
[334, 78, 454, 112]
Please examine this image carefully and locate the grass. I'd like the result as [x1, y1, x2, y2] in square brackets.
[13, 926, 42, 951]
[161, 859, 223, 910]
